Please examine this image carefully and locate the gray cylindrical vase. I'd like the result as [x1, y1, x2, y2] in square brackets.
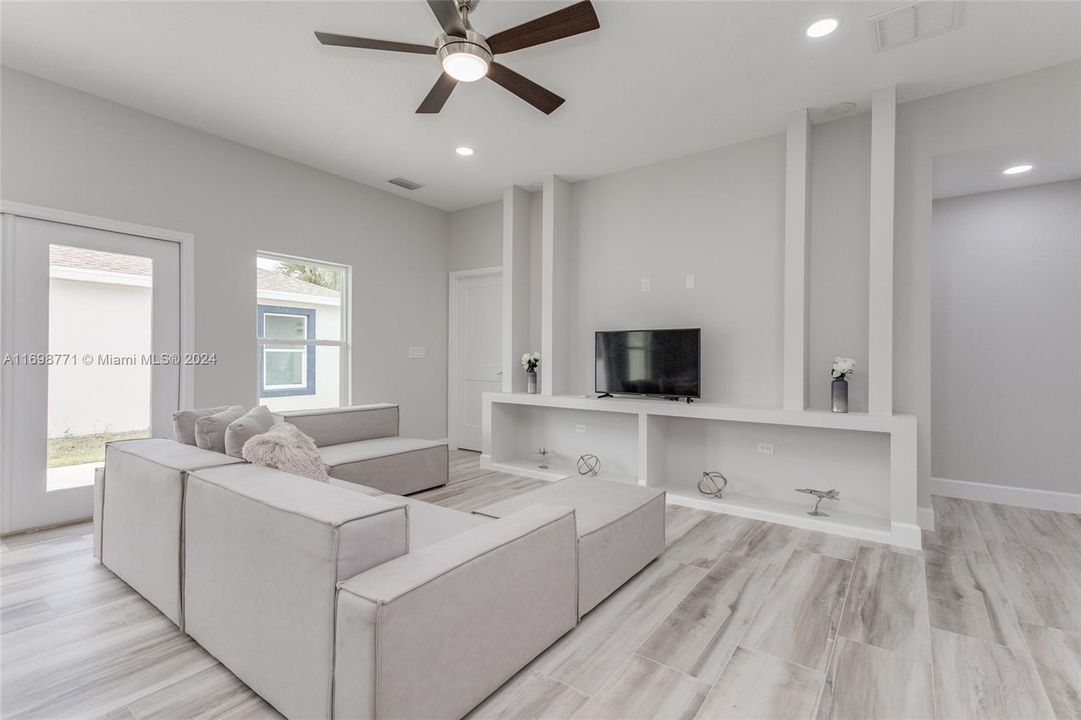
[831, 378, 849, 413]
[527, 370, 538, 394]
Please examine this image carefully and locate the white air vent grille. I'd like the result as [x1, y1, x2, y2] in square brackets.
[869, 1, 962, 52]
[388, 177, 423, 191]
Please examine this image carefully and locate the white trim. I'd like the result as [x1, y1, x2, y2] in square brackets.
[258, 288, 340, 307]
[931, 476, 1081, 514]
[448, 266, 502, 450]
[918, 505, 936, 531]
[868, 86, 896, 415]
[1, 200, 196, 410]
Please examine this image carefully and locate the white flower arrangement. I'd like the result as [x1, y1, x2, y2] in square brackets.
[832, 356, 856, 380]
[522, 352, 541, 373]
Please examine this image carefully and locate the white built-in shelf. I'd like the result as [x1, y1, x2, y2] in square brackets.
[481, 392, 921, 549]
[486, 457, 638, 486]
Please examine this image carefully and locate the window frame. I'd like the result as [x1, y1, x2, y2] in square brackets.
[256, 252, 351, 407]
[257, 304, 316, 397]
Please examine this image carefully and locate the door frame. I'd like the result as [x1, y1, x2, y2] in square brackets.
[0, 200, 195, 534]
[447, 266, 502, 451]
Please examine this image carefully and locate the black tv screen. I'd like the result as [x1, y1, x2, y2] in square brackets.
[595, 329, 701, 399]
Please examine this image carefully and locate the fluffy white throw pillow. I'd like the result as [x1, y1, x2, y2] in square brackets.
[241, 422, 328, 482]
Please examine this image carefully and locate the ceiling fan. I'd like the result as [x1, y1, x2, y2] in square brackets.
[314, 0, 600, 115]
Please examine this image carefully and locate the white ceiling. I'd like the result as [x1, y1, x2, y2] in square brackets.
[934, 142, 1081, 200]
[3, 1, 1079, 211]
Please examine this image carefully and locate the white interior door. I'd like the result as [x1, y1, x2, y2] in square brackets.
[1, 216, 181, 534]
[454, 272, 502, 451]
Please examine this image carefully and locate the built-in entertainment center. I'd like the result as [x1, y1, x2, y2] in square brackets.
[482, 328, 920, 549]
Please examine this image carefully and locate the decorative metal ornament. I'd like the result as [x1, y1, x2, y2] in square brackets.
[577, 454, 601, 476]
[535, 448, 552, 470]
[698, 471, 728, 499]
[795, 487, 840, 516]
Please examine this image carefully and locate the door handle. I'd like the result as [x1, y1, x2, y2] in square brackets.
[496, 371, 503, 376]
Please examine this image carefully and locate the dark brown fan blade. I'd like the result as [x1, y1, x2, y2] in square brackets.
[486, 0, 599, 55]
[427, 0, 467, 36]
[487, 63, 565, 114]
[315, 31, 434, 54]
[416, 73, 458, 114]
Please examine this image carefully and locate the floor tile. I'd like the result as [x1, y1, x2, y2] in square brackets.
[816, 637, 933, 720]
[696, 647, 823, 720]
[741, 549, 853, 671]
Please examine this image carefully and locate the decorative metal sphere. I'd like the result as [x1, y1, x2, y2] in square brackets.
[577, 454, 601, 476]
[697, 471, 728, 498]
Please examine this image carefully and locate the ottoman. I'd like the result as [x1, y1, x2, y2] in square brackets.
[474, 476, 666, 617]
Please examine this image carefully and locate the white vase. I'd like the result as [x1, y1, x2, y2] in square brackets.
[527, 371, 538, 394]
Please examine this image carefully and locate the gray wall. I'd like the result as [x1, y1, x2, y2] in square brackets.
[1, 67, 450, 438]
[566, 134, 787, 404]
[894, 60, 1081, 509]
[448, 200, 501, 271]
[809, 113, 871, 412]
[932, 180, 1080, 494]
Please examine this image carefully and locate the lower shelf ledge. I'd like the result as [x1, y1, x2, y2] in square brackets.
[482, 457, 639, 485]
[658, 485, 900, 544]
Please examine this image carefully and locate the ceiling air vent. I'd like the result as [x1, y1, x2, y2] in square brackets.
[388, 177, 423, 191]
[869, 1, 962, 52]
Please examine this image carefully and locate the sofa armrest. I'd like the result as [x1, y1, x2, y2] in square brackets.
[280, 403, 399, 446]
[334, 505, 579, 720]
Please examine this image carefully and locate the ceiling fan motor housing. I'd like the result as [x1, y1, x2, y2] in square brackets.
[436, 30, 493, 81]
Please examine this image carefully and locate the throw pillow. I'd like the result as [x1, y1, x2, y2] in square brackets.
[172, 405, 230, 445]
[193, 405, 246, 453]
[241, 422, 328, 482]
[224, 405, 276, 458]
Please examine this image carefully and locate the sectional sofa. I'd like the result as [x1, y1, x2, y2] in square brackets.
[93, 404, 666, 720]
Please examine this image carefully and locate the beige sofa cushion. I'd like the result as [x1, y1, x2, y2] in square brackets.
[334, 505, 578, 720]
[282, 403, 398, 447]
[224, 405, 276, 457]
[184, 464, 408, 720]
[171, 405, 229, 445]
[100, 438, 244, 626]
[194, 405, 246, 452]
[383, 494, 490, 549]
[321, 438, 448, 495]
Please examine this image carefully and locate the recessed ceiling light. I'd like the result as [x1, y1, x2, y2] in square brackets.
[456, 146, 474, 157]
[806, 18, 839, 38]
[1002, 164, 1032, 175]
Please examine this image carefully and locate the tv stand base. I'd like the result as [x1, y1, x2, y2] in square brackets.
[597, 393, 613, 399]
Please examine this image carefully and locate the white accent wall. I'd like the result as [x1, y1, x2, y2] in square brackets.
[566, 134, 787, 405]
[932, 179, 1080, 495]
[1, 67, 450, 439]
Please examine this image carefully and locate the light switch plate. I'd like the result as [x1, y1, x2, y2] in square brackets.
[408, 346, 426, 358]
[756, 442, 775, 455]
[575, 424, 587, 433]
[641, 278, 651, 292]
[685, 274, 696, 289]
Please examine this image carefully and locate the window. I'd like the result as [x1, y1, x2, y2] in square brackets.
[256, 254, 349, 412]
[257, 305, 315, 395]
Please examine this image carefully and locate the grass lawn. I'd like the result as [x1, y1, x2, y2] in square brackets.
[48, 428, 149, 468]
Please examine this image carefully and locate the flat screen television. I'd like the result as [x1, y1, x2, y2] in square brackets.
[595, 329, 701, 400]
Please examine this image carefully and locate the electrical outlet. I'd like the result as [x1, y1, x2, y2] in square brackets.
[756, 442, 775, 455]
[641, 277, 651, 292]
[408, 346, 426, 358]
[685, 274, 696, 289]
[575, 424, 587, 434]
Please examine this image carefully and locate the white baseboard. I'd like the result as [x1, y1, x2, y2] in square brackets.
[918, 505, 935, 532]
[931, 476, 1081, 514]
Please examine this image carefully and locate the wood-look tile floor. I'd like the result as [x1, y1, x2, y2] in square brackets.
[2, 453, 1078, 719]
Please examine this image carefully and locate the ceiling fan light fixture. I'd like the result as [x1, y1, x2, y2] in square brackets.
[437, 32, 492, 82]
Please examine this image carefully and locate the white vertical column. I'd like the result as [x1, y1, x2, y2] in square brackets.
[540, 175, 570, 396]
[869, 86, 896, 416]
[783, 108, 811, 411]
[502, 186, 532, 392]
